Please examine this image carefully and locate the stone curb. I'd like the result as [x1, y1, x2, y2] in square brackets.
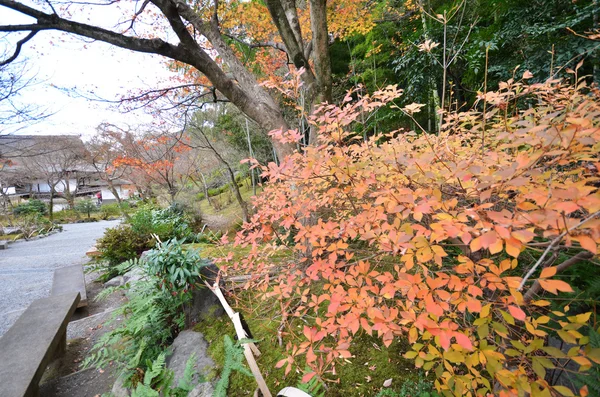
[5, 229, 62, 245]
[3, 229, 63, 246]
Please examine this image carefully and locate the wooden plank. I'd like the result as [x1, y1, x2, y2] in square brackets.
[52, 265, 87, 308]
[0, 292, 80, 397]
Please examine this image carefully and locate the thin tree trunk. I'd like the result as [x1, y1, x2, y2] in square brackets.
[245, 119, 257, 196]
[225, 165, 249, 223]
[107, 181, 130, 220]
[48, 185, 54, 221]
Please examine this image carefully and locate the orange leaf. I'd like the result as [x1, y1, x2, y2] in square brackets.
[539, 279, 573, 295]
[466, 299, 482, 313]
[508, 305, 526, 321]
[577, 235, 597, 254]
[470, 236, 482, 252]
[540, 266, 557, 279]
[454, 332, 474, 351]
[512, 229, 535, 243]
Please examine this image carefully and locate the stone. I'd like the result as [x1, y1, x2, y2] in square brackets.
[86, 246, 102, 257]
[166, 330, 215, 387]
[189, 382, 215, 397]
[140, 249, 152, 260]
[185, 264, 225, 327]
[111, 374, 130, 397]
[0, 241, 7, 250]
[122, 267, 146, 284]
[104, 276, 124, 287]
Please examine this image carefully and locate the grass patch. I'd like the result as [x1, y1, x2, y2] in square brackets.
[199, 179, 261, 220]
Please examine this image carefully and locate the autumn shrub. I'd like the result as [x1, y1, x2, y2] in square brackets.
[221, 75, 600, 396]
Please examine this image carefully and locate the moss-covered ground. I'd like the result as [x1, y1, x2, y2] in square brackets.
[192, 242, 423, 397]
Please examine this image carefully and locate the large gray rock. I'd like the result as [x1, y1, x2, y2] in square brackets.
[185, 264, 225, 327]
[140, 250, 153, 261]
[123, 267, 146, 284]
[189, 382, 214, 397]
[166, 330, 215, 387]
[111, 374, 130, 397]
[104, 276, 124, 287]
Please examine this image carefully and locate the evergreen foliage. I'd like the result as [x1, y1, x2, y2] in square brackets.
[74, 198, 98, 219]
[12, 199, 47, 216]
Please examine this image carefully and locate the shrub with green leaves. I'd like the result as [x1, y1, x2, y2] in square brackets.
[97, 225, 149, 266]
[13, 199, 47, 216]
[129, 205, 193, 242]
[145, 238, 208, 294]
[75, 199, 98, 219]
[100, 202, 129, 219]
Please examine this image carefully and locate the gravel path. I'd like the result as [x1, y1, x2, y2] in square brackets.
[0, 220, 120, 336]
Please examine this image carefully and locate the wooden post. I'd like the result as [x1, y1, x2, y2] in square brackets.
[205, 281, 271, 397]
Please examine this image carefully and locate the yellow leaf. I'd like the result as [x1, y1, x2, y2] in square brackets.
[553, 385, 575, 397]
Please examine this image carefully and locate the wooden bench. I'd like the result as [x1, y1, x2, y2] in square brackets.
[0, 292, 80, 397]
[52, 265, 88, 308]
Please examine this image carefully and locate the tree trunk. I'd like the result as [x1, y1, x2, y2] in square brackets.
[107, 181, 130, 220]
[225, 165, 249, 223]
[198, 172, 215, 209]
[245, 119, 257, 196]
[48, 186, 54, 221]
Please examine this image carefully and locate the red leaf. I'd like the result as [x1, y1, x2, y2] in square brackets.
[302, 372, 317, 383]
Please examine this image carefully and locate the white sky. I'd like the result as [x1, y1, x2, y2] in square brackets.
[0, 3, 181, 139]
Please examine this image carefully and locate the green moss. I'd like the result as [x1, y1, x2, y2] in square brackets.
[186, 242, 292, 267]
[195, 293, 421, 397]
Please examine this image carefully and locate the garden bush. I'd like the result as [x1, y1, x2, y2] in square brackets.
[85, 276, 188, 384]
[129, 205, 194, 242]
[75, 199, 98, 219]
[97, 225, 149, 266]
[86, 237, 208, 390]
[13, 199, 47, 216]
[100, 202, 128, 219]
[145, 238, 208, 294]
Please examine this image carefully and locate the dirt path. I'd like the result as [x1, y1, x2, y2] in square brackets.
[202, 213, 238, 233]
